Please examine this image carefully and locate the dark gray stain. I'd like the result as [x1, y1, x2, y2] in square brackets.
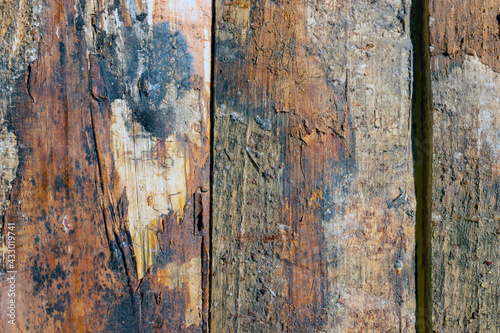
[31, 260, 68, 296]
[93, 15, 194, 139]
[95, 57, 123, 103]
[54, 174, 65, 192]
[59, 42, 66, 67]
[129, 22, 194, 138]
[105, 293, 141, 332]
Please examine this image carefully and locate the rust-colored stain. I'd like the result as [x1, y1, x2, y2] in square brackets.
[307, 189, 324, 209]
[213, 0, 414, 331]
[0, 0, 419, 331]
[220, 0, 349, 142]
[0, 0, 210, 331]
[430, 0, 500, 73]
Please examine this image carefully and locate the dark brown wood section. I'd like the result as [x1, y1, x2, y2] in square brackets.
[211, 0, 416, 331]
[0, 0, 211, 332]
[430, 0, 500, 331]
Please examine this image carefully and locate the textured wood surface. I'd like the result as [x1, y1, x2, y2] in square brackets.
[3, 0, 499, 331]
[211, 0, 416, 331]
[0, 0, 211, 331]
[430, 0, 500, 331]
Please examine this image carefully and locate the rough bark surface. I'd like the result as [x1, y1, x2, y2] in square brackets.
[0, 0, 211, 332]
[431, 1, 500, 331]
[211, 0, 416, 331]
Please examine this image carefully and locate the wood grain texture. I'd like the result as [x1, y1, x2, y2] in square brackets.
[430, 0, 500, 73]
[431, 1, 500, 331]
[211, 0, 416, 331]
[0, 0, 211, 332]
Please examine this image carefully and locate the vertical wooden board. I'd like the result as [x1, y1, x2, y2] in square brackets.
[430, 1, 500, 331]
[212, 0, 415, 331]
[0, 0, 211, 332]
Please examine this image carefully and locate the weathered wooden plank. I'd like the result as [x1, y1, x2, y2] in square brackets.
[430, 1, 500, 331]
[212, 0, 416, 331]
[0, 0, 211, 331]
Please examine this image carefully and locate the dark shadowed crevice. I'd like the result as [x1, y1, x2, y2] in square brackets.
[208, 0, 217, 332]
[410, 0, 433, 331]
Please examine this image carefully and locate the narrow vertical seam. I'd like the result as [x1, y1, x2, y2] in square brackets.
[207, 0, 217, 332]
[411, 0, 433, 331]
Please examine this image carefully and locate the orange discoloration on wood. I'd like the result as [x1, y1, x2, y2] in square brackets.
[0, 0, 211, 331]
[430, 0, 500, 73]
[156, 257, 203, 327]
[213, 0, 414, 331]
[222, 0, 344, 140]
[153, 0, 212, 97]
[0, 6, 129, 331]
[308, 189, 324, 209]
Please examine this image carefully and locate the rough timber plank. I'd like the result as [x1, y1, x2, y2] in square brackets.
[430, 0, 500, 331]
[211, 0, 416, 331]
[0, 0, 211, 331]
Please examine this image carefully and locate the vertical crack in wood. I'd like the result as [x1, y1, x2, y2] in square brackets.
[89, 92, 138, 293]
[411, 0, 433, 331]
[196, 190, 210, 332]
[207, 1, 216, 332]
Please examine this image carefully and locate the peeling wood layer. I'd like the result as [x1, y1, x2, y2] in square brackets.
[84, 0, 212, 280]
[212, 0, 415, 331]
